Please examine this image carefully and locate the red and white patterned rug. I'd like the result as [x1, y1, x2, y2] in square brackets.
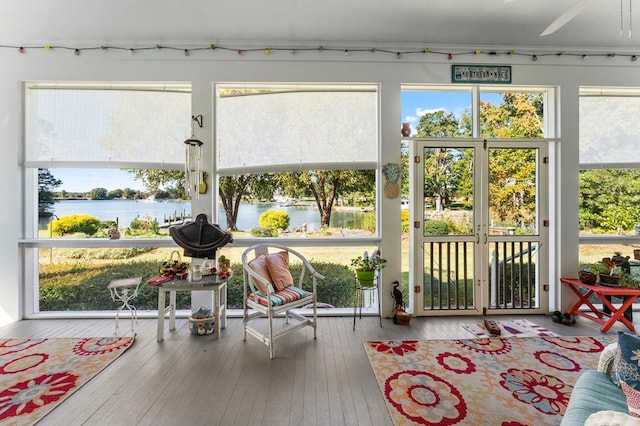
[0, 337, 134, 425]
[365, 335, 617, 425]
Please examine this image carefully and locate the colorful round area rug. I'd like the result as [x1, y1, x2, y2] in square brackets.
[364, 335, 616, 425]
[0, 336, 134, 425]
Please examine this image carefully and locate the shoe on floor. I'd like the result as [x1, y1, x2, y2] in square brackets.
[552, 311, 563, 323]
[562, 313, 576, 325]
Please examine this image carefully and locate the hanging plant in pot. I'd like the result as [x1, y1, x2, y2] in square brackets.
[350, 250, 387, 287]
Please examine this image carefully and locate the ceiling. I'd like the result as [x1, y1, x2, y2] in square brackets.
[1, 0, 638, 53]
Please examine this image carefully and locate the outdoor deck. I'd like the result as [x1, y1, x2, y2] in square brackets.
[0, 314, 624, 425]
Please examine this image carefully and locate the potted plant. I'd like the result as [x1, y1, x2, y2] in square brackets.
[350, 250, 387, 287]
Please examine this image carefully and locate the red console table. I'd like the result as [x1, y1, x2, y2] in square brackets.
[561, 277, 640, 332]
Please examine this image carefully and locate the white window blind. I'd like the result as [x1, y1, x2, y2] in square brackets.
[25, 84, 191, 169]
[216, 88, 378, 175]
[580, 88, 640, 168]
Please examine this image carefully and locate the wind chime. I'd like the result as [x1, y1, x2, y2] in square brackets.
[184, 114, 204, 199]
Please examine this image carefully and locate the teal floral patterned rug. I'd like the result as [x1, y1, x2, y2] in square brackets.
[365, 335, 616, 425]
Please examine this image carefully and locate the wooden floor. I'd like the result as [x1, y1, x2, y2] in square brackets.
[0, 313, 626, 426]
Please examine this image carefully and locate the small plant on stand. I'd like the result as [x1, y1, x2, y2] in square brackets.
[350, 249, 387, 287]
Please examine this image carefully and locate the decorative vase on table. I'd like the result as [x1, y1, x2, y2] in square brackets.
[401, 123, 411, 137]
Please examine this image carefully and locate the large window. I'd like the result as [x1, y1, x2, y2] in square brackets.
[214, 83, 380, 237]
[23, 82, 384, 316]
[578, 87, 640, 270]
[25, 83, 193, 314]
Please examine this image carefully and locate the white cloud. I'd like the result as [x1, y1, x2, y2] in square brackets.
[416, 107, 444, 116]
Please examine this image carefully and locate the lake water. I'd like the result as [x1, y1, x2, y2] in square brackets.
[42, 199, 367, 232]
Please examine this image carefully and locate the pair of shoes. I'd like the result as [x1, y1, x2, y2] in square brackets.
[562, 313, 576, 326]
[552, 311, 563, 323]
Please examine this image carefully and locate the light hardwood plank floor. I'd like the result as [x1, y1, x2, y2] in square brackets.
[0, 313, 625, 426]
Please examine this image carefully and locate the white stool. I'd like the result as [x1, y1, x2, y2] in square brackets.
[108, 277, 142, 336]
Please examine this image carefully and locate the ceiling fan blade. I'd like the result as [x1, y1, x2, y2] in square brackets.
[541, 0, 595, 36]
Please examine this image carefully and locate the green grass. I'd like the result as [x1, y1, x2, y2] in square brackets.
[39, 247, 360, 311]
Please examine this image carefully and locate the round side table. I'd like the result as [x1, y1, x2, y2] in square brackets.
[108, 277, 142, 336]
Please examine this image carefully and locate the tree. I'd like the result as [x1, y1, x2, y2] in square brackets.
[279, 170, 375, 228]
[89, 187, 109, 200]
[107, 188, 123, 200]
[480, 93, 544, 138]
[219, 175, 253, 231]
[481, 93, 543, 228]
[579, 169, 640, 232]
[122, 187, 140, 200]
[416, 110, 460, 138]
[38, 168, 62, 216]
[415, 111, 469, 212]
[488, 148, 537, 227]
[125, 169, 186, 199]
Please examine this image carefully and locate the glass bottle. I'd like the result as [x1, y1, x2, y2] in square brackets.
[191, 264, 203, 282]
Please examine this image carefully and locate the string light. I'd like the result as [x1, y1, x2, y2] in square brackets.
[0, 42, 637, 64]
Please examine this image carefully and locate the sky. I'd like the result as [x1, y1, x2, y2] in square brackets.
[52, 168, 146, 193]
[401, 91, 471, 136]
[51, 90, 504, 192]
[401, 90, 504, 136]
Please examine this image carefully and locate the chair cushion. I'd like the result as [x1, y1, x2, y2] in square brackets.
[615, 331, 640, 417]
[248, 254, 273, 294]
[249, 286, 310, 307]
[265, 251, 294, 291]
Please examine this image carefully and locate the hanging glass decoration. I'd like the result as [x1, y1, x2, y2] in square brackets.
[184, 115, 204, 199]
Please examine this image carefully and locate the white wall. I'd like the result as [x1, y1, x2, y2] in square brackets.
[5, 49, 640, 320]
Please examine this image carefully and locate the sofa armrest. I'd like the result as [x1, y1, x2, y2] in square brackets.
[586, 410, 640, 426]
[599, 342, 618, 375]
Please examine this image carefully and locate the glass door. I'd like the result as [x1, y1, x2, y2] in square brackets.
[410, 139, 548, 316]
